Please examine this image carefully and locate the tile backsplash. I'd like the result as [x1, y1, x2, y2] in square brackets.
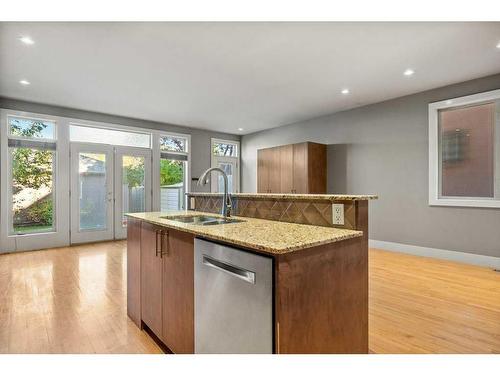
[190, 195, 356, 229]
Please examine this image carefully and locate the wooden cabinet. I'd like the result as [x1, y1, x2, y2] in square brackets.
[257, 148, 269, 193]
[292, 142, 308, 194]
[129, 221, 195, 353]
[162, 230, 195, 354]
[257, 142, 326, 194]
[279, 144, 294, 193]
[140, 222, 163, 339]
[127, 218, 142, 327]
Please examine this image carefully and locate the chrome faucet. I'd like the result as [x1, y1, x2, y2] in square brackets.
[197, 167, 232, 218]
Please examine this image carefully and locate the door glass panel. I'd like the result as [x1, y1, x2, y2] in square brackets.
[121, 155, 146, 227]
[160, 159, 185, 211]
[11, 147, 55, 234]
[217, 162, 234, 193]
[79, 152, 107, 231]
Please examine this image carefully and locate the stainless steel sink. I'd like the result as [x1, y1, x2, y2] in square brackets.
[161, 215, 245, 226]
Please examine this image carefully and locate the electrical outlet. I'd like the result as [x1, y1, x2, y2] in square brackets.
[332, 203, 344, 225]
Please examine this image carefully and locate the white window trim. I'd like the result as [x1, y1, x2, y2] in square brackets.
[153, 131, 191, 211]
[1, 107, 193, 252]
[428, 88, 500, 208]
[210, 138, 240, 193]
[7, 114, 57, 141]
[1, 109, 70, 252]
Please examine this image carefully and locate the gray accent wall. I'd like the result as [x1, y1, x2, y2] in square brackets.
[0, 97, 240, 193]
[241, 74, 500, 258]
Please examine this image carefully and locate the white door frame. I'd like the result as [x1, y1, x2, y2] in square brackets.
[114, 146, 152, 239]
[70, 142, 114, 244]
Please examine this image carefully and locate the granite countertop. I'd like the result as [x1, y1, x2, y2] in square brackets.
[186, 192, 378, 201]
[127, 210, 363, 255]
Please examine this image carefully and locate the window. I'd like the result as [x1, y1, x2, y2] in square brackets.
[70, 124, 150, 148]
[429, 89, 500, 208]
[9, 116, 55, 140]
[160, 135, 187, 152]
[159, 134, 189, 211]
[7, 116, 57, 234]
[211, 138, 240, 193]
[212, 140, 238, 157]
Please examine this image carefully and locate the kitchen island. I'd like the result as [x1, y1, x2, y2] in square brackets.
[126, 194, 376, 354]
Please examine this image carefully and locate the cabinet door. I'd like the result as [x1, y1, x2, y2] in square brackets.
[257, 149, 269, 193]
[140, 222, 163, 339]
[293, 143, 308, 194]
[127, 218, 142, 328]
[280, 144, 294, 193]
[162, 229, 195, 353]
[307, 143, 327, 193]
[268, 147, 282, 193]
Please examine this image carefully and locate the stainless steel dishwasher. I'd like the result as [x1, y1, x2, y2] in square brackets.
[194, 238, 273, 354]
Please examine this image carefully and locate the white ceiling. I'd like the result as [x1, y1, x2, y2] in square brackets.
[1, 22, 499, 134]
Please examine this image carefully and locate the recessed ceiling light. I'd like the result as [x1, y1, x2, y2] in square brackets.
[19, 36, 34, 45]
[403, 69, 414, 76]
[496, 42, 500, 49]
[341, 89, 350, 95]
[237, 128, 244, 131]
[19, 80, 30, 85]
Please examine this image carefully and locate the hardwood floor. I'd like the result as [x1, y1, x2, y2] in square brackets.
[369, 249, 500, 354]
[0, 241, 161, 354]
[0, 241, 498, 353]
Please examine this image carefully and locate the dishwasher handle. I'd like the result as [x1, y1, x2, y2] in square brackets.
[202, 255, 256, 284]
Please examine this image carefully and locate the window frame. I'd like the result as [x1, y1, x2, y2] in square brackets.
[428, 89, 500, 208]
[7, 115, 59, 236]
[210, 138, 240, 193]
[153, 131, 191, 211]
[1, 109, 71, 252]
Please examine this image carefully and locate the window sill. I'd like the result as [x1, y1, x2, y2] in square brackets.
[429, 197, 500, 209]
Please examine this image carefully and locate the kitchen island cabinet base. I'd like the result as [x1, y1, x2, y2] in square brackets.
[127, 215, 368, 354]
[274, 237, 368, 353]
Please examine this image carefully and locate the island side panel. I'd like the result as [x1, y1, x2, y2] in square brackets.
[162, 229, 195, 354]
[127, 218, 142, 328]
[275, 236, 369, 354]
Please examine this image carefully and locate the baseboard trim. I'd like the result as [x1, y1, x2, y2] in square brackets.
[369, 239, 500, 269]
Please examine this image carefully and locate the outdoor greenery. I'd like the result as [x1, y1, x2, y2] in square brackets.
[9, 119, 186, 233]
[10, 119, 54, 232]
[160, 159, 184, 186]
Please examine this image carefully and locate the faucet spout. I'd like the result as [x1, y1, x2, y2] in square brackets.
[197, 167, 232, 218]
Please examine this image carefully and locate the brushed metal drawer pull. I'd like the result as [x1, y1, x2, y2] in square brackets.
[202, 255, 256, 284]
[162, 230, 169, 257]
[155, 230, 161, 257]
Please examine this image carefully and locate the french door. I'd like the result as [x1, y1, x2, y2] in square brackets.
[70, 143, 151, 244]
[114, 147, 151, 239]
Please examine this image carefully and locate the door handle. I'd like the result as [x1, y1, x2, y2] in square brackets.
[202, 255, 256, 284]
[155, 229, 161, 257]
[160, 230, 169, 258]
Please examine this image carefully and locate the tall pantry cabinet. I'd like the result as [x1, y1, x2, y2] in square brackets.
[257, 142, 326, 194]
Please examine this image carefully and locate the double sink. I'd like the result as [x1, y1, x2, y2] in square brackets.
[161, 214, 245, 226]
